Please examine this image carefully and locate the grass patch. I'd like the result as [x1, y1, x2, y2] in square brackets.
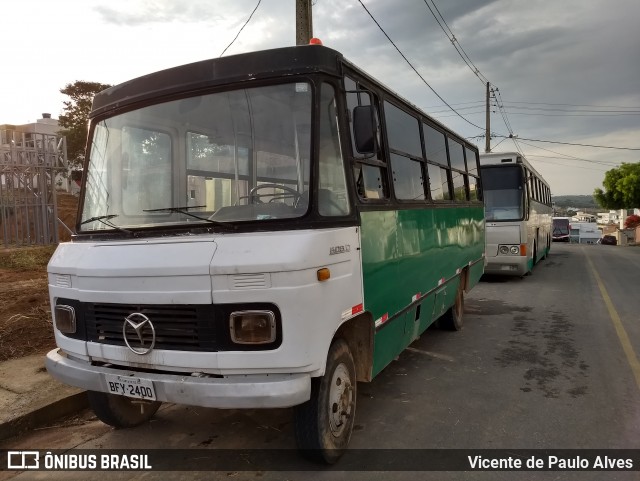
[0, 245, 57, 270]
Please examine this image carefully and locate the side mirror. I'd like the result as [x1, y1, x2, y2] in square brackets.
[353, 105, 376, 154]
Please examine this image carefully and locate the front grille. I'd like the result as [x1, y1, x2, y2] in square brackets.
[85, 304, 208, 351]
[85, 303, 219, 351]
[55, 299, 282, 352]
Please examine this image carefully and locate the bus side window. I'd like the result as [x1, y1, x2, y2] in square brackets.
[353, 163, 387, 200]
[345, 75, 388, 200]
[423, 122, 452, 201]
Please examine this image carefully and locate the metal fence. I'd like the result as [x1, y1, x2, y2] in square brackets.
[0, 130, 67, 247]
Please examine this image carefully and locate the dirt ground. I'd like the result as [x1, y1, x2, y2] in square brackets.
[0, 193, 78, 362]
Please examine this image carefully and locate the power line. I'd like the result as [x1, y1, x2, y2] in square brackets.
[219, 0, 262, 57]
[494, 135, 640, 151]
[501, 105, 640, 114]
[523, 153, 621, 166]
[528, 157, 610, 172]
[515, 139, 622, 166]
[418, 0, 523, 156]
[355, 0, 485, 131]
[499, 111, 640, 117]
[421, 0, 488, 85]
[502, 100, 640, 109]
[427, 100, 485, 108]
[431, 100, 640, 111]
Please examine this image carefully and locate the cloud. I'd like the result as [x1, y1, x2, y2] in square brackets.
[94, 0, 240, 26]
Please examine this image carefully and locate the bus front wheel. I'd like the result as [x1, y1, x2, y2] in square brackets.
[294, 339, 356, 464]
[87, 391, 161, 428]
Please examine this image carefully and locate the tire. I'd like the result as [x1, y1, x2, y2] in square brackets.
[294, 339, 356, 464]
[88, 391, 161, 428]
[439, 285, 464, 331]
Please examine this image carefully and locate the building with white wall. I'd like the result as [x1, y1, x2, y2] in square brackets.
[569, 222, 601, 244]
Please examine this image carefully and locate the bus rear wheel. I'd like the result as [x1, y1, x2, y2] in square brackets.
[294, 339, 356, 464]
[88, 391, 161, 428]
[440, 286, 464, 331]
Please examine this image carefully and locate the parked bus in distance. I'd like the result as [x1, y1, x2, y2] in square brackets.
[45, 44, 485, 463]
[480, 152, 552, 276]
[552, 217, 571, 242]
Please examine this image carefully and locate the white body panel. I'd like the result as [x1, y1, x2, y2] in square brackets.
[46, 227, 364, 408]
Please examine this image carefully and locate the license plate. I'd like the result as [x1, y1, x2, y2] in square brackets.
[105, 374, 156, 401]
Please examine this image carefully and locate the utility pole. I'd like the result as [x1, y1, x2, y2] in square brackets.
[296, 0, 313, 45]
[485, 81, 491, 153]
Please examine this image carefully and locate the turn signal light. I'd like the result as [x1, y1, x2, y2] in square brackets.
[317, 268, 331, 282]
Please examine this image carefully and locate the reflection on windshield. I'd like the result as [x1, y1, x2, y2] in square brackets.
[80, 83, 313, 231]
[484, 189, 523, 221]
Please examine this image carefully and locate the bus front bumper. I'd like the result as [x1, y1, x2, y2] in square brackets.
[484, 256, 528, 276]
[46, 348, 311, 409]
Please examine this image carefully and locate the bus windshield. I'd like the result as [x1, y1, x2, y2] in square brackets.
[481, 165, 524, 221]
[80, 82, 314, 231]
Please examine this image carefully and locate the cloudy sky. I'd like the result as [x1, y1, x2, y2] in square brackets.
[3, 0, 639, 195]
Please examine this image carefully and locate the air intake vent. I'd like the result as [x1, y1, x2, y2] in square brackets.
[231, 273, 270, 289]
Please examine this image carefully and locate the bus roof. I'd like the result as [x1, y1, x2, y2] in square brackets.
[90, 45, 344, 118]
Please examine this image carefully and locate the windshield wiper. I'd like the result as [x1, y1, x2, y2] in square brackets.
[143, 205, 232, 229]
[79, 214, 133, 235]
[80, 214, 119, 226]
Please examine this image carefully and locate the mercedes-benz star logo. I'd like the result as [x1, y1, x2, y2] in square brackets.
[123, 313, 156, 355]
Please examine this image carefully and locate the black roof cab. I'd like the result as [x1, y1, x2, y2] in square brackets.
[90, 46, 344, 118]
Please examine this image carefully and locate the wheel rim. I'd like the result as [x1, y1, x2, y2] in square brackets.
[328, 363, 353, 437]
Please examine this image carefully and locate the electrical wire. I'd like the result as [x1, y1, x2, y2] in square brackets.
[502, 100, 640, 109]
[421, 0, 488, 86]
[515, 139, 622, 166]
[528, 157, 610, 172]
[419, 0, 524, 156]
[493, 136, 640, 151]
[355, 0, 485, 132]
[219, 0, 262, 57]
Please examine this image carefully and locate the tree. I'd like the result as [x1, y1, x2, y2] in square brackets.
[58, 81, 112, 169]
[594, 163, 640, 209]
[624, 214, 640, 229]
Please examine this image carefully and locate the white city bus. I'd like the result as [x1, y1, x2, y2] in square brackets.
[480, 152, 552, 276]
[45, 44, 485, 463]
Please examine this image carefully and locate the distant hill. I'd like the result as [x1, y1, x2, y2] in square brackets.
[552, 195, 599, 209]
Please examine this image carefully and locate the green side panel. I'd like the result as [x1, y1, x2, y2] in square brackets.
[360, 206, 485, 377]
[469, 256, 485, 287]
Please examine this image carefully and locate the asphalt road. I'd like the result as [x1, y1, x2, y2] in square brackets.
[2, 243, 640, 481]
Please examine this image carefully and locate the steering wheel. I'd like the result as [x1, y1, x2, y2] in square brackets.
[248, 184, 302, 204]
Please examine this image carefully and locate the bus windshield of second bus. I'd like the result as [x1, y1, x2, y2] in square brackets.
[482, 165, 524, 221]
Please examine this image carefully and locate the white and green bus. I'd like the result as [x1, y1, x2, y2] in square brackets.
[480, 152, 552, 276]
[45, 44, 485, 463]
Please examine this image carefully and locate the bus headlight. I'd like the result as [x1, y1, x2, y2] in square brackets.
[499, 245, 509, 255]
[509, 246, 520, 255]
[54, 305, 76, 334]
[229, 310, 276, 344]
